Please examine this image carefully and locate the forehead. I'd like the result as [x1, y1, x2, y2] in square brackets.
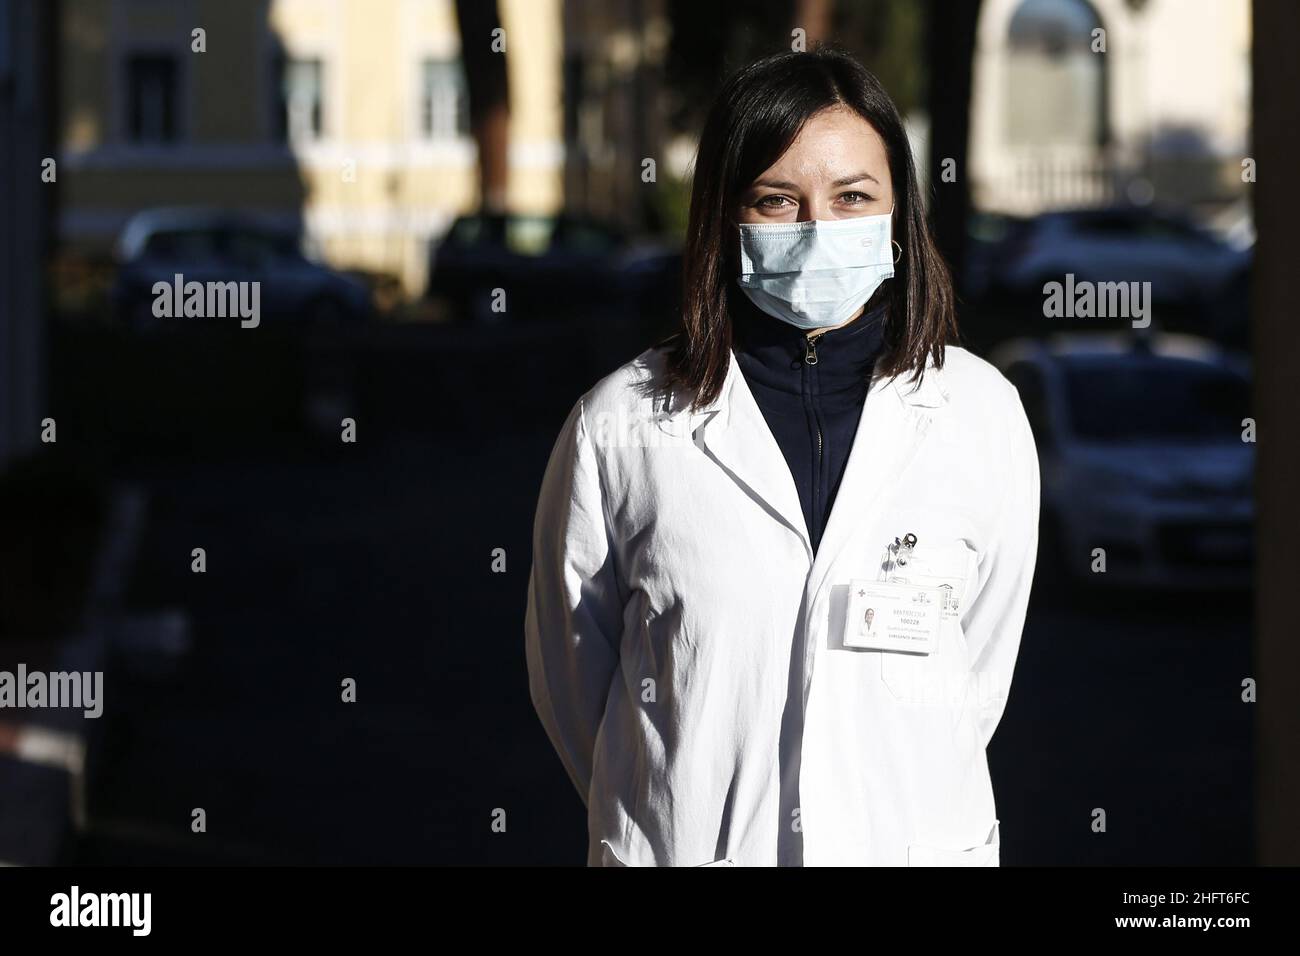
[758, 106, 889, 181]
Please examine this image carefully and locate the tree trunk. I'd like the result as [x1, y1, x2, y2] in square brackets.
[0, 0, 57, 472]
[1252, 0, 1300, 866]
[925, 0, 981, 291]
[794, 0, 834, 45]
[455, 0, 511, 213]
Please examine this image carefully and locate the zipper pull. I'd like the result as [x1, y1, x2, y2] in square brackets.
[804, 334, 819, 365]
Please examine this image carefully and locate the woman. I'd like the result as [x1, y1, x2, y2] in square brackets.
[525, 49, 1039, 866]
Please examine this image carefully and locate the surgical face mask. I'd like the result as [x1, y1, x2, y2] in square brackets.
[736, 207, 896, 330]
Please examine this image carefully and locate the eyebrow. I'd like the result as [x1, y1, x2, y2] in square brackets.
[752, 171, 880, 190]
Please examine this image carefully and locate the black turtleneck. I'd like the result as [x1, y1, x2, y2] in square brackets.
[732, 296, 889, 555]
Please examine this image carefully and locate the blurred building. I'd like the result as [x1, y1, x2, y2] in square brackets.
[970, 0, 1251, 215]
[58, 0, 564, 299]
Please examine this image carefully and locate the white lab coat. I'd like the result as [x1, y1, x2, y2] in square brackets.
[525, 342, 1040, 866]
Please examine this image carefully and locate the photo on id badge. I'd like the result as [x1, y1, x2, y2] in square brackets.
[845, 580, 941, 653]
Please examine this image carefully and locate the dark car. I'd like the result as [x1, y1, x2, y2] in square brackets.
[427, 212, 681, 324]
[993, 333, 1253, 590]
[111, 208, 372, 330]
[967, 206, 1251, 345]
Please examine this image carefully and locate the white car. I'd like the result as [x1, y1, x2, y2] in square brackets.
[992, 334, 1253, 590]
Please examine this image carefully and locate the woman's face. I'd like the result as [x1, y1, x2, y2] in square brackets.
[736, 106, 894, 225]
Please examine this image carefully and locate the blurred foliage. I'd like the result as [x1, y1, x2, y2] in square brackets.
[834, 0, 925, 113]
[646, 172, 694, 242]
[49, 252, 116, 322]
[664, 0, 926, 136]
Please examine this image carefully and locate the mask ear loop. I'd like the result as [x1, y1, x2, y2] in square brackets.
[888, 200, 901, 264]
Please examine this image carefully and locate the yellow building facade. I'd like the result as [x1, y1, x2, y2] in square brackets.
[59, 0, 564, 299]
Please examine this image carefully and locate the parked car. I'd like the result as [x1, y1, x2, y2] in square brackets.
[992, 334, 1253, 590]
[111, 208, 372, 329]
[968, 206, 1251, 345]
[427, 212, 681, 324]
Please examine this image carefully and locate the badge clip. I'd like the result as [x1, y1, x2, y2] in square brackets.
[883, 532, 917, 575]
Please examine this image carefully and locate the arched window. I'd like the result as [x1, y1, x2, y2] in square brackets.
[1005, 0, 1107, 148]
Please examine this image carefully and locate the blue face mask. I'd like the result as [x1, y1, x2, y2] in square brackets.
[736, 206, 896, 330]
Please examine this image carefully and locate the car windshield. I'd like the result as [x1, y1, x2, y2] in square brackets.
[142, 229, 220, 261]
[446, 215, 620, 255]
[140, 225, 303, 262]
[224, 229, 302, 262]
[1065, 358, 1249, 443]
[448, 215, 554, 254]
[1064, 212, 1218, 247]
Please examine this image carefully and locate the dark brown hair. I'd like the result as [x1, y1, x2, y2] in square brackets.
[661, 48, 957, 409]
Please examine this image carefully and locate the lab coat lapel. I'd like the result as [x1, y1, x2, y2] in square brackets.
[807, 360, 949, 602]
[693, 351, 811, 552]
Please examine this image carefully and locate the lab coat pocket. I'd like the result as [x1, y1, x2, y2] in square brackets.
[908, 820, 1001, 867]
[878, 541, 977, 705]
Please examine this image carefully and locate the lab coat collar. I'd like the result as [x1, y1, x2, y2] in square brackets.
[687, 347, 949, 558]
[807, 358, 945, 617]
[689, 354, 807, 545]
[688, 345, 949, 420]
[691, 348, 946, 416]
[888, 359, 949, 408]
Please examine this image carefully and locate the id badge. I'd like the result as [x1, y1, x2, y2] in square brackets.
[844, 578, 943, 654]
